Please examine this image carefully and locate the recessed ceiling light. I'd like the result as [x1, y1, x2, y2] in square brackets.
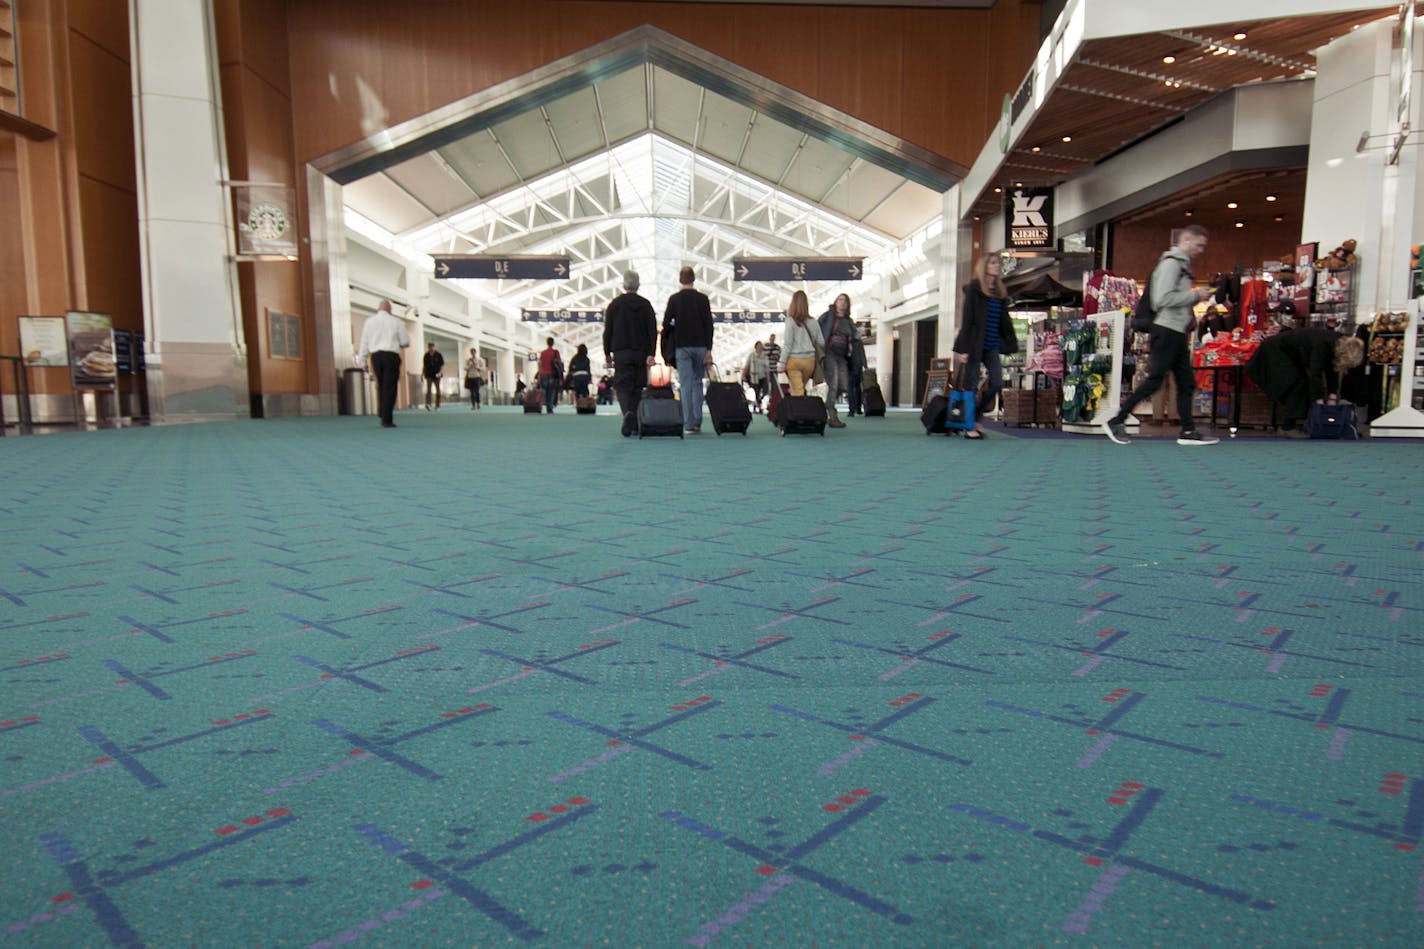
[1273, 215, 1284, 222]
[1235, 221, 1245, 228]
[1265, 194, 1277, 202]
[1031, 146, 1041, 153]
[1234, 32, 1247, 41]
[1185, 210, 1194, 217]
[993, 187, 1002, 193]
[1227, 202, 1238, 209]
[1061, 136, 1072, 143]
[1163, 55, 1176, 64]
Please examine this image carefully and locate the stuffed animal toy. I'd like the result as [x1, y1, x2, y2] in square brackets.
[1315, 238, 1357, 271]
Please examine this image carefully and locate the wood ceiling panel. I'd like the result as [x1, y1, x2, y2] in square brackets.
[966, 9, 1393, 223]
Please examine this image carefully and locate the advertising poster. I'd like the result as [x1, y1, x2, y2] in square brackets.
[1292, 243, 1316, 316]
[65, 310, 117, 390]
[18, 316, 68, 367]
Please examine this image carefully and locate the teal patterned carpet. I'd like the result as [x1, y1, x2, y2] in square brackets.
[2, 407, 1422, 947]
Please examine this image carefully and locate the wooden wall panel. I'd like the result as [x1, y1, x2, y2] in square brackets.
[723, 6, 807, 95]
[1111, 219, 1303, 286]
[237, 0, 291, 100]
[284, 0, 1035, 170]
[68, 31, 135, 193]
[238, 68, 296, 185]
[815, 7, 905, 136]
[67, 0, 128, 60]
[215, 0, 308, 400]
[218, 62, 250, 177]
[76, 176, 142, 331]
[0, 132, 24, 356]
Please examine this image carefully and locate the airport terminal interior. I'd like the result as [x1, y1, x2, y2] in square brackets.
[3, 1, 1424, 946]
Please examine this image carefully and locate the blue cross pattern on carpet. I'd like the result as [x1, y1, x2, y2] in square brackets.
[1, 410, 1422, 946]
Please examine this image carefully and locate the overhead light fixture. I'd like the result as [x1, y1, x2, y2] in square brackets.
[993, 187, 1002, 193]
[1163, 55, 1176, 64]
[1226, 202, 1238, 209]
[1235, 221, 1245, 228]
[1031, 146, 1041, 153]
[1185, 210, 1194, 217]
[1061, 136, 1072, 143]
[1273, 215, 1285, 222]
[1234, 32, 1247, 41]
[1265, 194, 1277, 202]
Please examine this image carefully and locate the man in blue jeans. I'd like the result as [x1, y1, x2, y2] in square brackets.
[661, 266, 714, 434]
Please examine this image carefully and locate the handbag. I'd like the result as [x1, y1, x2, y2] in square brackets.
[1302, 400, 1359, 439]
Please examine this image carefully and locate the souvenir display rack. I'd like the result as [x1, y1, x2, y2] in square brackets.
[1312, 261, 1357, 328]
[1061, 309, 1132, 436]
[1365, 307, 1424, 437]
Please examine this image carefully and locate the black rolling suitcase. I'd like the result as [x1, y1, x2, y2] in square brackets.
[862, 384, 886, 417]
[705, 365, 751, 436]
[523, 390, 543, 414]
[637, 386, 684, 438]
[779, 395, 827, 436]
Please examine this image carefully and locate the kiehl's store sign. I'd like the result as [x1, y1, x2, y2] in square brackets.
[1005, 187, 1054, 249]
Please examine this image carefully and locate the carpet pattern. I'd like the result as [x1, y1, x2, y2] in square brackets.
[2, 408, 1422, 946]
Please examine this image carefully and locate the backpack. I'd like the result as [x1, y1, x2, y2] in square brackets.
[1131, 271, 1159, 332]
[1131, 256, 1189, 332]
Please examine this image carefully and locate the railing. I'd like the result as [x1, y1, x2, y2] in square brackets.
[0, 354, 34, 435]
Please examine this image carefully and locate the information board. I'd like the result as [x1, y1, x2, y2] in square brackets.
[18, 316, 68, 367]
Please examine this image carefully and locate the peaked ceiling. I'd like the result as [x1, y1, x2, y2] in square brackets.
[329, 26, 963, 333]
[342, 62, 942, 316]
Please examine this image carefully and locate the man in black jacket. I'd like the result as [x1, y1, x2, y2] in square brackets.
[662, 266, 715, 433]
[422, 342, 445, 410]
[603, 270, 658, 437]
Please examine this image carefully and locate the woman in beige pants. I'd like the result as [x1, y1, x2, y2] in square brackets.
[780, 290, 823, 396]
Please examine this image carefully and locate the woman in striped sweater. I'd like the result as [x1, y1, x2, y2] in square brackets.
[952, 254, 1018, 439]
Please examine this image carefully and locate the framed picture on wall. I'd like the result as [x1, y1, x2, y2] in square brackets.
[1292, 243, 1316, 316]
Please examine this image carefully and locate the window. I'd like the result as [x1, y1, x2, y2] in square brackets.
[267, 310, 302, 359]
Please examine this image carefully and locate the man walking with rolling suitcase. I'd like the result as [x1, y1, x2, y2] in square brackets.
[662, 267, 714, 434]
[603, 270, 658, 438]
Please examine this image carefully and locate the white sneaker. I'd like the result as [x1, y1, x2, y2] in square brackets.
[1177, 431, 1219, 446]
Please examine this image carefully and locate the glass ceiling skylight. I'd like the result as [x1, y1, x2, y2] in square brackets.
[365, 134, 904, 314]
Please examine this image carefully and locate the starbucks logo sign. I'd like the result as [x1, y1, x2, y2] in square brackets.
[246, 202, 289, 241]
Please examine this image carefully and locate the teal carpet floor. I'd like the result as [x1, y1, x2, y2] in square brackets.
[2, 406, 1422, 947]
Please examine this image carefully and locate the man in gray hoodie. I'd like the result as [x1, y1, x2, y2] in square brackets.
[1103, 224, 1218, 446]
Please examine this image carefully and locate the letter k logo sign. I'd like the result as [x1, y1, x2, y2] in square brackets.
[1012, 190, 1048, 228]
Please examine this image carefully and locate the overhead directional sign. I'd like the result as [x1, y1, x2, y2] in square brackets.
[732, 257, 863, 282]
[521, 309, 787, 324]
[434, 255, 570, 280]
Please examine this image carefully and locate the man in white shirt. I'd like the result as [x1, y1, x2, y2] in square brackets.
[356, 299, 410, 428]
